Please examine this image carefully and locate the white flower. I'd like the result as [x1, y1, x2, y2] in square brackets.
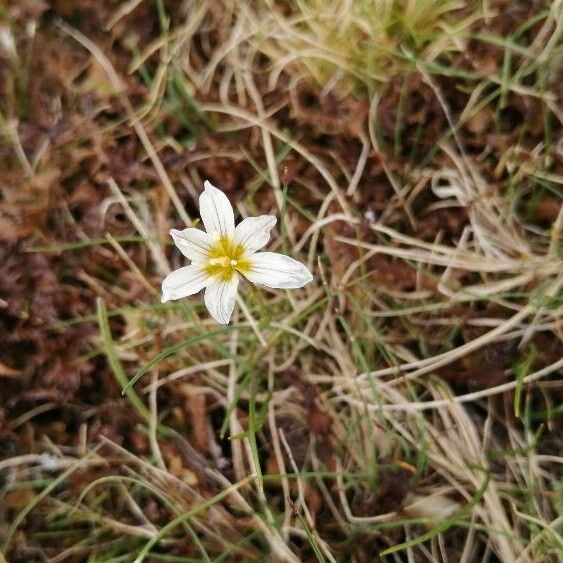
[161, 181, 313, 324]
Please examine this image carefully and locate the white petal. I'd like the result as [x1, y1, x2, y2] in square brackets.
[199, 180, 235, 238]
[243, 252, 313, 289]
[161, 265, 211, 303]
[204, 275, 239, 324]
[234, 215, 277, 255]
[170, 228, 213, 262]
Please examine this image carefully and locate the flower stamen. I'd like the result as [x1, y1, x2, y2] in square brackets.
[208, 256, 231, 268]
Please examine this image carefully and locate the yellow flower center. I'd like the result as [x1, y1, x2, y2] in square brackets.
[204, 236, 251, 281]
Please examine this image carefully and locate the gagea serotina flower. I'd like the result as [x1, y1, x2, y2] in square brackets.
[161, 181, 313, 324]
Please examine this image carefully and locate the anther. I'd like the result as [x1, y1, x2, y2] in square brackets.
[209, 257, 230, 267]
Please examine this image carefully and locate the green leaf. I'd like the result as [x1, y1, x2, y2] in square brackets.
[97, 299, 151, 422]
[514, 345, 538, 418]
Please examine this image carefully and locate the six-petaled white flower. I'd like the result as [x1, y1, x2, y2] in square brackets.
[161, 181, 313, 324]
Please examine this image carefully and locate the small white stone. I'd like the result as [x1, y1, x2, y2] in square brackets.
[364, 210, 376, 223]
[0, 27, 16, 57]
[38, 453, 61, 472]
